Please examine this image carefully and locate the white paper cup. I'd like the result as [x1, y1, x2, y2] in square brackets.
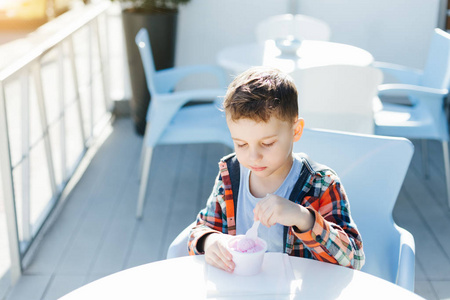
[228, 235, 268, 276]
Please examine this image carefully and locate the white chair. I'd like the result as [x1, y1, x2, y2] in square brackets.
[255, 14, 331, 44]
[373, 28, 450, 208]
[167, 129, 416, 291]
[135, 28, 234, 218]
[292, 65, 383, 134]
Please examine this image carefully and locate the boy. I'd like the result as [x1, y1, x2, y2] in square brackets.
[188, 66, 364, 273]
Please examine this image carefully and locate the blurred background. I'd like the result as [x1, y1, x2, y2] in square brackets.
[0, 0, 449, 299]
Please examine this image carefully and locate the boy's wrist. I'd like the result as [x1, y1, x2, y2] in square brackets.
[202, 232, 222, 253]
[293, 206, 315, 233]
[198, 232, 216, 253]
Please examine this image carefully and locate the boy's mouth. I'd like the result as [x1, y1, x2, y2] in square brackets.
[250, 166, 267, 172]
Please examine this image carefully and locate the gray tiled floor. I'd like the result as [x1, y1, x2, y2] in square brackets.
[393, 139, 450, 300]
[3, 117, 450, 300]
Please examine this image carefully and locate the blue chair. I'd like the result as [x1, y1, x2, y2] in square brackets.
[373, 28, 450, 208]
[135, 28, 234, 218]
[168, 129, 416, 291]
[296, 129, 415, 291]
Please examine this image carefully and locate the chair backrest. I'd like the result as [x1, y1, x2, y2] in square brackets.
[255, 14, 331, 44]
[135, 28, 158, 95]
[294, 128, 414, 284]
[292, 65, 383, 134]
[421, 28, 450, 90]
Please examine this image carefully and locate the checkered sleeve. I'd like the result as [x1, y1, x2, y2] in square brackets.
[293, 171, 365, 270]
[188, 172, 229, 255]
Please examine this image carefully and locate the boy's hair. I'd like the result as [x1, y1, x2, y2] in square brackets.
[223, 66, 298, 123]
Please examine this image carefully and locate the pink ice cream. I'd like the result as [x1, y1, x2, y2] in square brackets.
[229, 236, 265, 253]
[228, 235, 267, 275]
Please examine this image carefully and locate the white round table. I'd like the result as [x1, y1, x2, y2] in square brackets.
[60, 253, 424, 300]
[217, 40, 374, 75]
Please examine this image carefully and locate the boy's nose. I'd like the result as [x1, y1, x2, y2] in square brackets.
[249, 148, 263, 162]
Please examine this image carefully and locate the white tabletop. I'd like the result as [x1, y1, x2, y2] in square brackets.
[60, 253, 423, 300]
[217, 40, 374, 75]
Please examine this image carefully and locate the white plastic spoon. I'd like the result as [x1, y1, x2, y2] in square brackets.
[245, 220, 260, 240]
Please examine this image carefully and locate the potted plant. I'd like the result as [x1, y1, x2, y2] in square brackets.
[118, 0, 190, 135]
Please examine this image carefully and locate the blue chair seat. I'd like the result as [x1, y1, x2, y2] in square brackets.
[375, 102, 449, 141]
[158, 104, 232, 145]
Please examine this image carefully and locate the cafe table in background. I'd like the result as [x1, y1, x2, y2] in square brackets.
[217, 40, 374, 75]
[60, 253, 424, 300]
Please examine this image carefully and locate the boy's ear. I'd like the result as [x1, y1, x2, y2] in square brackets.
[293, 118, 304, 142]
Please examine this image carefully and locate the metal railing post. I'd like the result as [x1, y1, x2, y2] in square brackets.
[0, 82, 22, 284]
[20, 70, 31, 243]
[58, 43, 67, 181]
[68, 36, 87, 146]
[88, 22, 94, 138]
[33, 62, 57, 196]
[93, 17, 110, 111]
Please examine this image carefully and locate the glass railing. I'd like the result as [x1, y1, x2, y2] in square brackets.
[0, 1, 111, 285]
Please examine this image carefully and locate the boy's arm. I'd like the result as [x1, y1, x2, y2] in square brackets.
[188, 172, 228, 255]
[293, 173, 365, 270]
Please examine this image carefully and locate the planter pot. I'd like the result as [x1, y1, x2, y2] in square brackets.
[122, 9, 177, 135]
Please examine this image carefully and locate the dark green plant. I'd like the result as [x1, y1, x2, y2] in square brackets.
[118, 0, 191, 13]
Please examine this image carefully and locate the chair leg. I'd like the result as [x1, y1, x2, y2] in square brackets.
[137, 147, 153, 219]
[421, 139, 429, 179]
[442, 142, 450, 209]
[138, 122, 151, 178]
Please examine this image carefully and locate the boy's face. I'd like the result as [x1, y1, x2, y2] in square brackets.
[227, 115, 304, 181]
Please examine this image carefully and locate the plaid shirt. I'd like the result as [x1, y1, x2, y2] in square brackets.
[188, 153, 365, 270]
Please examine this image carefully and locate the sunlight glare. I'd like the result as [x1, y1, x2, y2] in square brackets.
[0, 0, 48, 19]
[0, 0, 16, 9]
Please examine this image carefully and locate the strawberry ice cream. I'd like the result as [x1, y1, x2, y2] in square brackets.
[227, 235, 268, 276]
[229, 236, 265, 253]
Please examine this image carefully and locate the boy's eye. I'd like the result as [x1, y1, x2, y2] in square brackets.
[262, 142, 275, 147]
[236, 143, 247, 148]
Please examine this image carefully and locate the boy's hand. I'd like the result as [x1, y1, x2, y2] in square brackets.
[204, 233, 235, 273]
[253, 194, 315, 232]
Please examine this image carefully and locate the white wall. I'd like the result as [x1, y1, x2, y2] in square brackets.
[175, 0, 291, 89]
[175, 0, 291, 67]
[176, 0, 442, 73]
[298, 0, 441, 69]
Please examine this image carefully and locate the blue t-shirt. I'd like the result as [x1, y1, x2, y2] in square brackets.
[236, 157, 302, 252]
